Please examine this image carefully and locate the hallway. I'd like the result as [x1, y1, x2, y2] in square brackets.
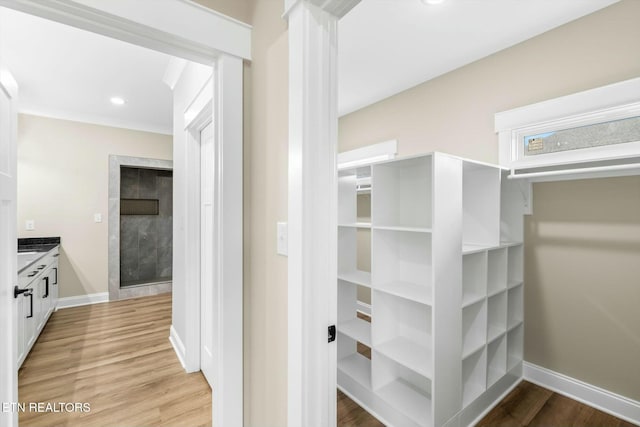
[18, 294, 211, 427]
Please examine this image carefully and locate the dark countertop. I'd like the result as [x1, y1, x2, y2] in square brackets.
[17, 237, 61, 275]
[18, 237, 61, 253]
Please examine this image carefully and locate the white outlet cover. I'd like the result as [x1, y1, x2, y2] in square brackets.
[94, 213, 102, 223]
[277, 222, 288, 256]
[25, 220, 35, 230]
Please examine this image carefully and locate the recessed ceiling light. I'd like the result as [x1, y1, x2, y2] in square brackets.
[110, 96, 126, 105]
[421, 0, 445, 5]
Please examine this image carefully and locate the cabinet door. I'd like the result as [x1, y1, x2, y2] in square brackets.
[49, 261, 59, 311]
[34, 276, 46, 332]
[16, 289, 26, 366]
[24, 285, 37, 353]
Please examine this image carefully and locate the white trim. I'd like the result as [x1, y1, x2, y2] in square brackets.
[163, 57, 188, 91]
[337, 139, 397, 170]
[356, 301, 371, 316]
[496, 77, 640, 170]
[18, 108, 172, 135]
[181, 78, 211, 375]
[284, 0, 361, 18]
[523, 362, 640, 425]
[184, 77, 214, 129]
[0, 0, 251, 63]
[169, 325, 187, 370]
[212, 54, 244, 427]
[56, 292, 109, 309]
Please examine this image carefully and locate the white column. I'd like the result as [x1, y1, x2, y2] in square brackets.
[285, 1, 359, 426]
[212, 53, 244, 427]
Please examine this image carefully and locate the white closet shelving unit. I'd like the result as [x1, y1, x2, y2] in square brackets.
[337, 152, 525, 427]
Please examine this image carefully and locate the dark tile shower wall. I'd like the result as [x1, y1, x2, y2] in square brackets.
[120, 167, 173, 287]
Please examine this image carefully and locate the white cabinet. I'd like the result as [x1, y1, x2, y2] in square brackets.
[16, 246, 59, 368]
[337, 153, 524, 427]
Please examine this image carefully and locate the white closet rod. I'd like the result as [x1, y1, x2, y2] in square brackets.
[508, 162, 640, 180]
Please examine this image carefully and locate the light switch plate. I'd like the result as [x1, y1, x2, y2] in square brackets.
[25, 220, 35, 231]
[94, 213, 102, 223]
[277, 222, 288, 256]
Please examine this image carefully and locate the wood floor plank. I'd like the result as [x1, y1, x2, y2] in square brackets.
[18, 293, 211, 427]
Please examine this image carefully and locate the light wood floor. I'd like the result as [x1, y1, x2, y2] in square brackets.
[18, 293, 211, 427]
[21, 296, 635, 427]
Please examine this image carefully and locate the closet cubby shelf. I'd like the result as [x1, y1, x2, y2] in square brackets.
[338, 271, 372, 288]
[338, 153, 524, 427]
[376, 281, 432, 306]
[376, 378, 432, 427]
[338, 352, 372, 390]
[462, 241, 522, 255]
[338, 317, 372, 347]
[462, 294, 485, 309]
[338, 222, 372, 229]
[376, 337, 432, 379]
[374, 225, 432, 233]
[507, 280, 523, 290]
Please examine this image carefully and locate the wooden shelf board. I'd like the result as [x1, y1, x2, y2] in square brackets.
[338, 353, 372, 390]
[338, 317, 372, 347]
[376, 378, 432, 427]
[338, 270, 372, 287]
[376, 281, 432, 306]
[376, 336, 432, 379]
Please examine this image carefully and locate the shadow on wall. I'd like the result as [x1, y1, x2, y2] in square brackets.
[58, 247, 92, 299]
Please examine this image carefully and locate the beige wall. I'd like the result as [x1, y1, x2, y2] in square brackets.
[196, 0, 289, 424]
[245, 0, 288, 425]
[193, 0, 252, 24]
[339, 0, 640, 401]
[17, 114, 172, 298]
[525, 177, 640, 401]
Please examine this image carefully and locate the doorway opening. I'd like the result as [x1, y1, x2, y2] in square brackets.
[109, 156, 174, 300]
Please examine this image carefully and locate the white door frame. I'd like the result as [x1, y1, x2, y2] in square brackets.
[284, 1, 360, 426]
[0, 2, 247, 427]
[0, 67, 19, 427]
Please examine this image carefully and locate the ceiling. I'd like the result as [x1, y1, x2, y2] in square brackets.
[0, 1, 620, 130]
[0, 7, 174, 135]
[338, 0, 619, 117]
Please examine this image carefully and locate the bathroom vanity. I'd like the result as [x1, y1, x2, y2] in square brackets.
[16, 237, 60, 368]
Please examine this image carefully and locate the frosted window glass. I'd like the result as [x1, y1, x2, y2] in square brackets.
[524, 116, 640, 156]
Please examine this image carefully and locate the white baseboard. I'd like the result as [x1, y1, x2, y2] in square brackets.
[56, 292, 109, 309]
[169, 325, 186, 370]
[524, 362, 640, 425]
[357, 300, 371, 316]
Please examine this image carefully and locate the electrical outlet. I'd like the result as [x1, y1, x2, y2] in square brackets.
[94, 213, 102, 223]
[25, 220, 35, 231]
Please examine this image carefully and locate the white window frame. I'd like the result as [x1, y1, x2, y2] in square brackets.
[496, 77, 640, 172]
